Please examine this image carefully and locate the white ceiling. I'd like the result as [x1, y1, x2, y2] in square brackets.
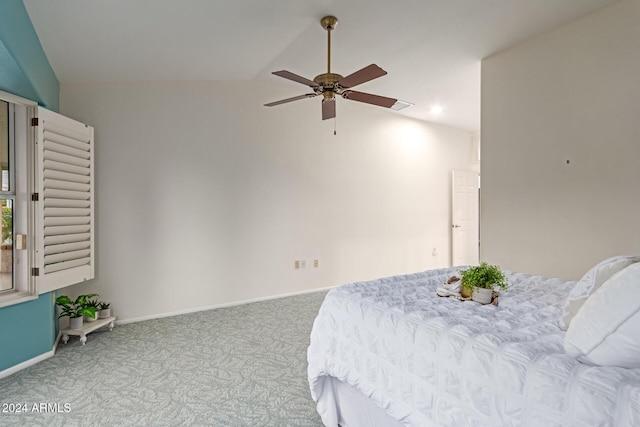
[24, 0, 619, 132]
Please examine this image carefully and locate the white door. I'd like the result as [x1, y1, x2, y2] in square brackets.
[451, 170, 479, 266]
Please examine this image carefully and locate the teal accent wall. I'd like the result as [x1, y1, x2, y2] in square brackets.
[0, 294, 55, 371]
[0, 0, 59, 111]
[0, 41, 40, 102]
[0, 0, 60, 372]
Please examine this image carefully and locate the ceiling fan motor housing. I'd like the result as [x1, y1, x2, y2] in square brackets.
[314, 73, 344, 94]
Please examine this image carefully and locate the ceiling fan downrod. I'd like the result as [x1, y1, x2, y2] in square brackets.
[313, 16, 343, 96]
[321, 16, 338, 75]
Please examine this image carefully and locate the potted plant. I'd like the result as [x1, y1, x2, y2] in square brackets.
[84, 298, 101, 322]
[98, 301, 111, 319]
[460, 262, 508, 304]
[55, 293, 98, 329]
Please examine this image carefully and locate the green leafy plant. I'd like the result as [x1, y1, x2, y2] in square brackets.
[86, 298, 100, 309]
[98, 301, 110, 310]
[460, 262, 508, 291]
[84, 298, 101, 319]
[55, 293, 99, 319]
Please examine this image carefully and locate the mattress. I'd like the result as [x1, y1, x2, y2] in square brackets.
[307, 267, 640, 426]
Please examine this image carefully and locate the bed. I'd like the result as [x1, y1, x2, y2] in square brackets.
[307, 264, 640, 427]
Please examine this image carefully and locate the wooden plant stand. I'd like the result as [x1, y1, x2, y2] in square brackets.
[61, 316, 116, 345]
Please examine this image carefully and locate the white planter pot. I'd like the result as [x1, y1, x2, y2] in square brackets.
[69, 316, 83, 329]
[98, 308, 111, 319]
[472, 287, 493, 304]
[85, 312, 98, 322]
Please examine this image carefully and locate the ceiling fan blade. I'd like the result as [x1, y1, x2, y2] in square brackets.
[342, 90, 397, 108]
[264, 93, 317, 107]
[272, 70, 319, 88]
[337, 64, 387, 89]
[322, 98, 336, 120]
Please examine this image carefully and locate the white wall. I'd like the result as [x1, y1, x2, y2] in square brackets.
[59, 80, 473, 321]
[481, 0, 640, 280]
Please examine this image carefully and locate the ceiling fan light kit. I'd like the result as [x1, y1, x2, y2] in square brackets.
[264, 16, 399, 121]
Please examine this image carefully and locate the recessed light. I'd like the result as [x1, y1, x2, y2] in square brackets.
[430, 105, 443, 115]
[391, 100, 414, 111]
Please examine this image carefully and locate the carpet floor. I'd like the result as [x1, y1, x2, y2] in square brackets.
[0, 291, 328, 426]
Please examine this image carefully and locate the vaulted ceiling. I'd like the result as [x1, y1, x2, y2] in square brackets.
[24, 0, 619, 131]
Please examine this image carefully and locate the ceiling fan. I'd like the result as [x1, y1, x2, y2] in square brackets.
[264, 16, 398, 120]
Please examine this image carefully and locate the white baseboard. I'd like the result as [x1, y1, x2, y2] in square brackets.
[0, 332, 61, 380]
[117, 286, 335, 325]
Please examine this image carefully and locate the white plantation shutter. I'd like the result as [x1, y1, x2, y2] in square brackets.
[35, 107, 95, 293]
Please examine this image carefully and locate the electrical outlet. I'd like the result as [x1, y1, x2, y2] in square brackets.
[313, 259, 319, 268]
[294, 260, 300, 269]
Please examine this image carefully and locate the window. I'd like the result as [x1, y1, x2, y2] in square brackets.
[0, 100, 13, 293]
[0, 90, 94, 308]
[0, 93, 35, 307]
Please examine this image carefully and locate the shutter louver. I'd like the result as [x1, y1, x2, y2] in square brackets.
[36, 108, 95, 293]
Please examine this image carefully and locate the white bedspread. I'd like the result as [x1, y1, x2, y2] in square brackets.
[308, 267, 640, 426]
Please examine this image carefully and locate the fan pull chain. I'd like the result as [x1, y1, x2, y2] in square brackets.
[334, 117, 337, 135]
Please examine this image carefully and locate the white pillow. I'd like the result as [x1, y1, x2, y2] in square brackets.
[559, 255, 639, 330]
[564, 262, 640, 368]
